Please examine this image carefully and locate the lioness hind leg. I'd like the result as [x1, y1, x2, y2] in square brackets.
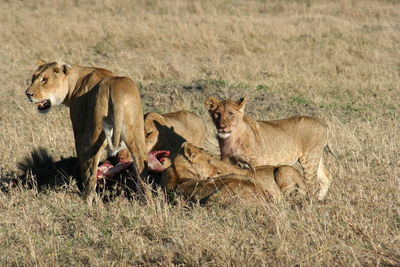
[123, 116, 148, 180]
[300, 151, 332, 200]
[316, 159, 332, 200]
[299, 151, 321, 197]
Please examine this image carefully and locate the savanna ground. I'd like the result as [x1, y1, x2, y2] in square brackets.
[0, 0, 399, 265]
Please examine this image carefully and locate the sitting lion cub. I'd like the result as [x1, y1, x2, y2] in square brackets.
[25, 60, 147, 202]
[161, 142, 306, 202]
[205, 96, 332, 200]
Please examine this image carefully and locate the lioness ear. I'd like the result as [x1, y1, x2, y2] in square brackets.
[182, 142, 198, 161]
[237, 96, 248, 113]
[37, 58, 47, 66]
[205, 96, 220, 111]
[63, 64, 71, 75]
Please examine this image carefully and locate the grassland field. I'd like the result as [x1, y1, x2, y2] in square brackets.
[0, 0, 399, 265]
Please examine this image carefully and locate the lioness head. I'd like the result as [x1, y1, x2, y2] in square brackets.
[205, 96, 247, 139]
[175, 142, 220, 179]
[25, 59, 71, 113]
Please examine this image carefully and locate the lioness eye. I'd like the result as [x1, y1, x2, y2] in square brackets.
[228, 112, 234, 117]
[41, 77, 48, 84]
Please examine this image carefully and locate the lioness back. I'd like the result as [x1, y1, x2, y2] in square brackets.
[144, 110, 207, 154]
[255, 116, 329, 165]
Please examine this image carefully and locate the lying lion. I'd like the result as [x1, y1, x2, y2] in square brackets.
[25, 60, 147, 202]
[205, 96, 332, 200]
[160, 142, 306, 202]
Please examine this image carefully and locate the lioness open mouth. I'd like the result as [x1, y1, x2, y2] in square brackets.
[148, 150, 171, 172]
[36, 99, 51, 112]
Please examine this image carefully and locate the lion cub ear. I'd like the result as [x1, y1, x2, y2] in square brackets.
[36, 58, 47, 66]
[237, 96, 248, 113]
[63, 64, 72, 75]
[205, 96, 220, 111]
[182, 142, 199, 162]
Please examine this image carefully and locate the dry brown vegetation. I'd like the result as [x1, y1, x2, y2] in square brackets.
[0, 0, 399, 265]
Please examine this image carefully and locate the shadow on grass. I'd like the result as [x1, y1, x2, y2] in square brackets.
[3, 147, 157, 202]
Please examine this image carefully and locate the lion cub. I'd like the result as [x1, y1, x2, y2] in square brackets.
[205, 96, 332, 200]
[161, 142, 306, 202]
[25, 60, 147, 202]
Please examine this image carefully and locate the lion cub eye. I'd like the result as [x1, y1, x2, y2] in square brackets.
[41, 77, 48, 84]
[228, 112, 234, 118]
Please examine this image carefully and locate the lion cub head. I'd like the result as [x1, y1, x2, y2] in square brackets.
[174, 142, 220, 179]
[25, 59, 71, 113]
[205, 96, 247, 139]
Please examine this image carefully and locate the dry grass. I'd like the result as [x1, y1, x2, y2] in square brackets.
[0, 0, 399, 265]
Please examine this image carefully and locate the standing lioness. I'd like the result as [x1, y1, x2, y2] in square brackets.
[205, 96, 332, 200]
[25, 60, 147, 202]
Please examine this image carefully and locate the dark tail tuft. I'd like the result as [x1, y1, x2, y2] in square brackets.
[17, 148, 77, 190]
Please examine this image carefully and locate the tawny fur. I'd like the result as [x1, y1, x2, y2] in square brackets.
[144, 110, 207, 153]
[161, 142, 306, 202]
[205, 96, 332, 200]
[116, 110, 208, 166]
[25, 60, 147, 202]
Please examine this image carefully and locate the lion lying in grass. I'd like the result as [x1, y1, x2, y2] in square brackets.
[161, 142, 306, 202]
[205, 96, 332, 200]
